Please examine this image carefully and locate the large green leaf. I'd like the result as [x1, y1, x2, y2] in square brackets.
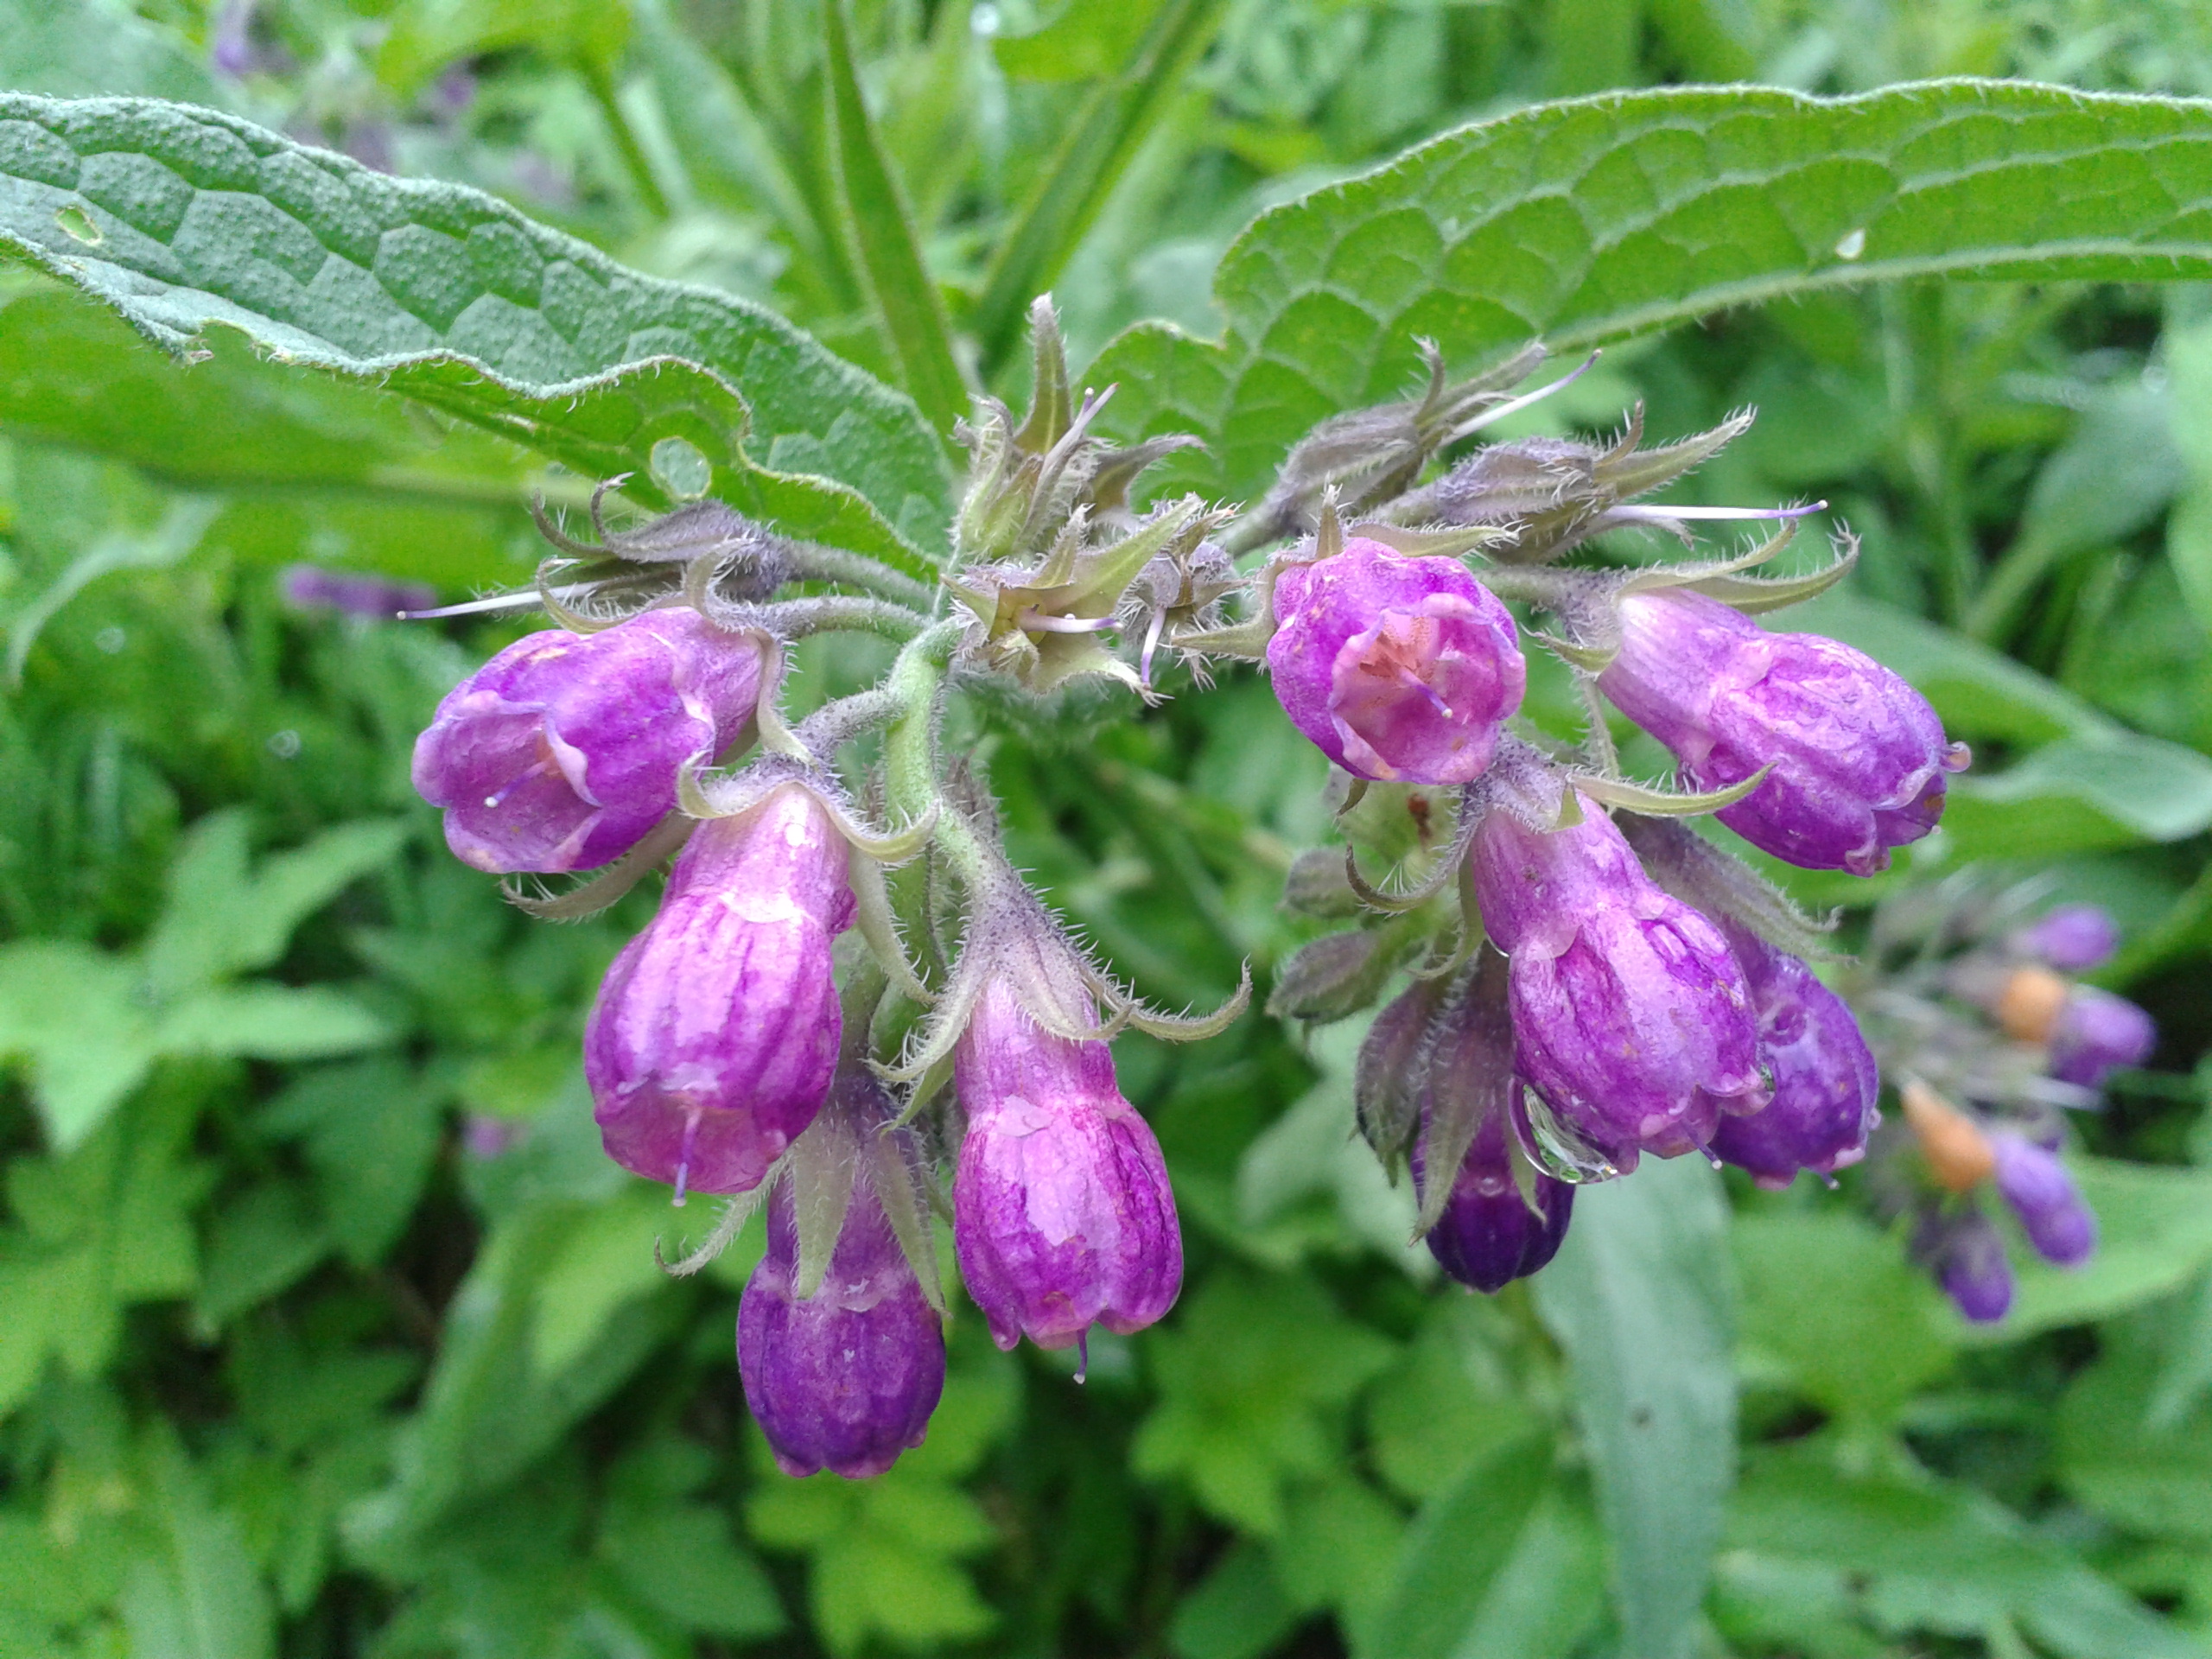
[1086, 80, 2212, 501]
[1535, 1156, 1736, 1659]
[0, 93, 952, 569]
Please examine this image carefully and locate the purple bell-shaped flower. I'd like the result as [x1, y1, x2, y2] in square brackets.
[585, 785, 852, 1199]
[1596, 588, 1967, 875]
[1470, 793, 1767, 1172]
[1708, 927, 1880, 1190]
[1267, 537, 1525, 785]
[738, 1105, 945, 1480]
[412, 607, 760, 873]
[951, 977, 1181, 1352]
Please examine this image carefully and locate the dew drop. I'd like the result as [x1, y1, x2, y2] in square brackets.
[1834, 227, 1867, 261]
[1518, 1088, 1621, 1183]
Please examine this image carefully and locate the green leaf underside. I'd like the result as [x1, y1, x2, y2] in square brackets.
[0, 94, 952, 573]
[1087, 79, 2212, 503]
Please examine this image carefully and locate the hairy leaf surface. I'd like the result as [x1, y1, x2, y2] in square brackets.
[1089, 80, 2212, 502]
[0, 94, 951, 570]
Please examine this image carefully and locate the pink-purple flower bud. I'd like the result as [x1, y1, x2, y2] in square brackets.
[738, 1154, 945, 1480]
[1267, 537, 1525, 785]
[1990, 1134, 2095, 1268]
[585, 787, 852, 1198]
[2017, 904, 2120, 973]
[1414, 1093, 1573, 1293]
[1471, 798, 1767, 1171]
[411, 608, 761, 873]
[951, 978, 1181, 1351]
[1596, 590, 1967, 876]
[1707, 930, 1879, 1191]
[2048, 987, 2156, 1090]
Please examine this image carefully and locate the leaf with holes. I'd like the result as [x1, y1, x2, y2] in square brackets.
[0, 93, 952, 574]
[1088, 80, 2212, 503]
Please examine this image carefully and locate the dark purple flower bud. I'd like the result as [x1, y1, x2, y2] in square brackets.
[1990, 1134, 2095, 1268]
[1267, 537, 1524, 785]
[586, 787, 852, 1198]
[1926, 1209, 2015, 1324]
[1707, 930, 1879, 1190]
[2018, 904, 2120, 973]
[2048, 987, 2155, 1089]
[1414, 1092, 1573, 1293]
[1597, 589, 1968, 875]
[279, 564, 435, 620]
[412, 608, 760, 874]
[952, 978, 1180, 1351]
[739, 1160, 945, 1480]
[1471, 798, 1767, 1172]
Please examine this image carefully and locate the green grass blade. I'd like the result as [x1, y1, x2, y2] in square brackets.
[821, 0, 969, 442]
[972, 0, 1230, 378]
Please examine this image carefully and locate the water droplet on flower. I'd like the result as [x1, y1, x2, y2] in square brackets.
[1519, 1088, 1620, 1183]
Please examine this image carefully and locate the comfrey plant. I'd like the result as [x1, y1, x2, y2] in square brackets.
[1844, 885, 2155, 1322]
[411, 301, 1981, 1475]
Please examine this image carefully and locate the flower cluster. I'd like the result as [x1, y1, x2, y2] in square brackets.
[404, 304, 2085, 1475]
[1844, 886, 2155, 1321]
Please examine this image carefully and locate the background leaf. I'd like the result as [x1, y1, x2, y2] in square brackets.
[1537, 1155, 1736, 1659]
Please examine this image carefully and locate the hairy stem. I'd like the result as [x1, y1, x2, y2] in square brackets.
[783, 540, 937, 607]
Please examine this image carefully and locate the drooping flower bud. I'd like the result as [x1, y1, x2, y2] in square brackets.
[2047, 987, 2156, 1089]
[586, 785, 852, 1198]
[1595, 589, 1967, 875]
[1471, 794, 1767, 1172]
[1922, 1207, 2015, 1324]
[1414, 1095, 1574, 1293]
[1267, 537, 1524, 785]
[1400, 951, 1574, 1290]
[951, 977, 1180, 1351]
[738, 1126, 946, 1480]
[412, 607, 760, 873]
[1989, 1134, 2095, 1268]
[2016, 904, 2120, 973]
[1708, 929, 1879, 1190]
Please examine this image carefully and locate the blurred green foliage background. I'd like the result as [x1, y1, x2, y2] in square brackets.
[4, 2, 2212, 1657]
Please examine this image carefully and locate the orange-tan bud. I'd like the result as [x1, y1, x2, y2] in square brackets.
[1900, 1080, 1995, 1193]
[1996, 966, 2069, 1044]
